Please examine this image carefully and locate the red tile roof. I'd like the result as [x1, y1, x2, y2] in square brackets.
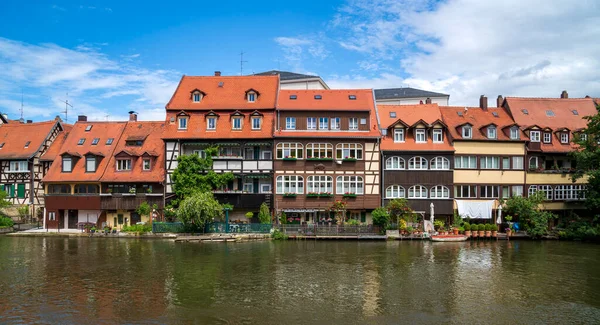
[166, 75, 279, 111]
[278, 89, 374, 111]
[440, 106, 523, 142]
[162, 110, 274, 140]
[43, 122, 127, 183]
[0, 120, 62, 159]
[40, 124, 73, 162]
[101, 121, 165, 183]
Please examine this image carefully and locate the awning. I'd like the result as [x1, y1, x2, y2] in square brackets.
[245, 142, 271, 146]
[215, 142, 240, 146]
[184, 142, 210, 146]
[243, 175, 271, 179]
[282, 209, 326, 213]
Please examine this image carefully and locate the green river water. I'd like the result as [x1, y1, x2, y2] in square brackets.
[0, 237, 599, 324]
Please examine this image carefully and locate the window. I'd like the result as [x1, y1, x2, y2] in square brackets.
[481, 185, 499, 198]
[251, 117, 261, 130]
[512, 185, 523, 197]
[307, 117, 316, 130]
[289, 95, 297, 100]
[74, 184, 99, 194]
[330, 117, 340, 130]
[502, 157, 510, 170]
[276, 175, 304, 194]
[218, 147, 241, 157]
[286, 117, 296, 130]
[178, 117, 188, 130]
[415, 129, 426, 143]
[554, 185, 586, 201]
[193, 150, 206, 158]
[512, 157, 524, 170]
[546, 110, 555, 117]
[349, 118, 358, 130]
[430, 186, 450, 199]
[560, 133, 569, 144]
[455, 185, 477, 198]
[91, 138, 99, 145]
[306, 143, 333, 159]
[85, 125, 93, 131]
[385, 185, 405, 198]
[385, 157, 405, 170]
[62, 157, 72, 172]
[543, 132, 551, 143]
[243, 182, 254, 193]
[78, 138, 85, 145]
[336, 176, 364, 195]
[502, 186, 510, 199]
[0, 143, 3, 149]
[487, 126, 497, 139]
[390, 112, 396, 118]
[581, 134, 588, 141]
[276, 143, 304, 159]
[510, 127, 520, 140]
[193, 92, 202, 102]
[314, 95, 322, 100]
[528, 185, 553, 200]
[116, 159, 132, 171]
[430, 157, 450, 170]
[307, 175, 333, 194]
[336, 143, 363, 160]
[24, 141, 30, 148]
[480, 156, 500, 169]
[106, 138, 114, 145]
[360, 118, 367, 125]
[348, 95, 357, 100]
[455, 156, 476, 169]
[433, 129, 443, 143]
[530, 130, 541, 142]
[408, 185, 428, 199]
[207, 117, 216, 130]
[261, 184, 272, 193]
[529, 157, 539, 169]
[394, 129, 405, 142]
[462, 125, 472, 139]
[232, 117, 242, 130]
[143, 159, 151, 170]
[85, 156, 96, 172]
[9, 161, 28, 172]
[262, 150, 272, 160]
[319, 117, 329, 130]
[3, 184, 14, 197]
[48, 184, 70, 194]
[408, 156, 428, 170]
[247, 92, 256, 102]
[48, 212, 56, 221]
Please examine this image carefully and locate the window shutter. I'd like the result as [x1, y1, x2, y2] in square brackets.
[17, 184, 25, 198]
[361, 212, 366, 223]
[10, 184, 15, 197]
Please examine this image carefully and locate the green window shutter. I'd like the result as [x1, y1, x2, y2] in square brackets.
[17, 184, 25, 199]
[361, 212, 366, 223]
[9, 184, 15, 198]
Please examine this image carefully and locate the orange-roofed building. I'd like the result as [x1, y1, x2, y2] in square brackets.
[0, 117, 66, 219]
[377, 103, 454, 220]
[163, 73, 279, 221]
[273, 89, 381, 224]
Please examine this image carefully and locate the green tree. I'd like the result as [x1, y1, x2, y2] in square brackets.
[371, 207, 390, 228]
[136, 202, 151, 219]
[0, 189, 11, 210]
[171, 147, 234, 206]
[572, 103, 600, 212]
[501, 191, 555, 238]
[258, 202, 271, 224]
[176, 191, 223, 230]
[386, 198, 414, 224]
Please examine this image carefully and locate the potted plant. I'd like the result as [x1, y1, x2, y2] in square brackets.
[91, 226, 96, 234]
[491, 224, 498, 237]
[399, 219, 407, 235]
[434, 220, 445, 233]
[464, 223, 471, 237]
[485, 224, 492, 237]
[478, 224, 486, 237]
[458, 226, 465, 235]
[406, 226, 414, 235]
[245, 212, 254, 221]
[106, 188, 113, 194]
[452, 226, 460, 235]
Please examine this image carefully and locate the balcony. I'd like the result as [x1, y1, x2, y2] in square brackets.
[212, 160, 273, 173]
[213, 193, 272, 209]
[100, 194, 164, 210]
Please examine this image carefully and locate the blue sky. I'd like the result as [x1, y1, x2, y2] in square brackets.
[0, 0, 599, 122]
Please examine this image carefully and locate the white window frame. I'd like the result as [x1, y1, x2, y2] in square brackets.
[385, 185, 405, 199]
[276, 175, 304, 194]
[307, 117, 316, 130]
[330, 117, 340, 130]
[319, 117, 329, 130]
[307, 175, 333, 194]
[385, 156, 405, 170]
[9, 161, 28, 172]
[502, 157, 511, 170]
[408, 156, 428, 170]
[232, 117, 242, 130]
[430, 185, 450, 199]
[193, 92, 202, 103]
[394, 128, 405, 143]
[530, 130, 541, 142]
[261, 150, 272, 160]
[335, 176, 364, 195]
[487, 126, 497, 139]
[286, 117, 296, 130]
[193, 150, 206, 158]
[178, 117, 188, 130]
[349, 118, 358, 130]
[510, 127, 520, 140]
[335, 143, 363, 160]
[529, 157, 538, 169]
[247, 92, 256, 103]
[48, 212, 56, 221]
[143, 159, 151, 171]
[512, 156, 524, 170]
[251, 117, 261, 130]
[543, 132, 551, 143]
[455, 156, 476, 169]
[560, 132, 569, 144]
[243, 182, 254, 193]
[207, 117, 216, 130]
[528, 185, 553, 200]
[512, 185, 523, 197]
[408, 185, 428, 199]
[462, 125, 472, 139]
[276, 143, 304, 159]
[432, 129, 443, 143]
[62, 157, 72, 172]
[481, 185, 499, 198]
[480, 156, 500, 169]
[455, 185, 477, 198]
[430, 156, 450, 170]
[260, 184, 272, 194]
[85, 156, 96, 172]
[116, 159, 132, 171]
[415, 129, 426, 143]
[306, 143, 333, 159]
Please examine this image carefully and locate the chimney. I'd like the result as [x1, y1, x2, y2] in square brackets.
[128, 111, 137, 122]
[214, 71, 221, 76]
[497, 95, 503, 107]
[78, 115, 87, 122]
[479, 95, 488, 110]
[561, 90, 568, 99]
[26, 120, 32, 124]
[425, 97, 432, 104]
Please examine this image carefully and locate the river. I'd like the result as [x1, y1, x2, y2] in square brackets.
[0, 237, 599, 324]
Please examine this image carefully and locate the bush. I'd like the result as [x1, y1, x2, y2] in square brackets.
[121, 223, 152, 233]
[463, 223, 471, 231]
[271, 229, 287, 240]
[258, 203, 271, 224]
[371, 207, 390, 228]
[245, 212, 254, 219]
[346, 219, 360, 225]
[476, 224, 483, 231]
[0, 216, 14, 228]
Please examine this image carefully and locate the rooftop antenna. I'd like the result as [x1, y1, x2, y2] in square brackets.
[105, 113, 110, 121]
[240, 51, 247, 76]
[20, 89, 24, 120]
[57, 92, 73, 123]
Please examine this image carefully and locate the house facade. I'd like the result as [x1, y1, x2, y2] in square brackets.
[273, 89, 381, 224]
[162, 74, 279, 221]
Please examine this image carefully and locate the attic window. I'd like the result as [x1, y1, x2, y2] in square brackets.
[390, 112, 396, 118]
[218, 82, 224, 87]
[522, 109, 529, 115]
[348, 95, 357, 100]
[0, 142, 4, 149]
[492, 112, 499, 117]
[247, 92, 256, 103]
[192, 91, 202, 103]
[462, 125, 472, 139]
[24, 141, 30, 148]
[91, 138, 100, 145]
[126, 140, 143, 146]
[314, 95, 322, 100]
[106, 138, 114, 145]
[289, 95, 297, 100]
[85, 125, 93, 132]
[487, 126, 497, 139]
[77, 138, 85, 145]
[572, 110, 579, 115]
[546, 110, 555, 117]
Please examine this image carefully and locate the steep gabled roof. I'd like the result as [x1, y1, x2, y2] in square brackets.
[0, 120, 62, 160]
[504, 97, 597, 130]
[277, 89, 374, 111]
[41, 124, 73, 162]
[253, 70, 319, 81]
[375, 87, 449, 100]
[440, 106, 522, 141]
[377, 104, 442, 128]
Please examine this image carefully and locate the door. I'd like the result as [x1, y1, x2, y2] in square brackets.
[68, 210, 78, 229]
[58, 210, 64, 229]
[254, 147, 260, 160]
[130, 212, 141, 225]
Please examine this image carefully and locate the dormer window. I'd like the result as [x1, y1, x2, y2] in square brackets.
[415, 129, 426, 143]
[581, 134, 588, 141]
[530, 130, 541, 142]
[433, 129, 443, 143]
[560, 132, 569, 144]
[510, 127, 520, 140]
[393, 128, 405, 142]
[0, 142, 4, 149]
[78, 138, 85, 145]
[348, 95, 356, 100]
[390, 112, 396, 118]
[487, 126, 497, 139]
[24, 141, 30, 148]
[251, 117, 261, 130]
[232, 117, 242, 130]
[62, 156, 72, 172]
[178, 116, 188, 130]
[543, 132, 551, 143]
[143, 159, 151, 171]
[314, 95, 322, 100]
[86, 156, 96, 172]
[116, 159, 132, 171]
[192, 91, 202, 103]
[462, 125, 472, 139]
[247, 92, 256, 102]
[207, 117, 217, 130]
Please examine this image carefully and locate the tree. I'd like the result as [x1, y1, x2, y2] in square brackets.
[371, 207, 390, 228]
[501, 191, 555, 238]
[572, 103, 600, 212]
[177, 191, 223, 230]
[386, 198, 414, 224]
[0, 189, 11, 211]
[136, 202, 151, 219]
[328, 199, 348, 225]
[258, 202, 271, 224]
[171, 147, 234, 206]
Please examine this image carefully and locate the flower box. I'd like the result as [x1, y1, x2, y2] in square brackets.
[306, 193, 319, 198]
[306, 157, 334, 161]
[283, 157, 297, 161]
[283, 193, 297, 198]
[343, 193, 357, 198]
[318, 193, 333, 197]
[342, 158, 357, 162]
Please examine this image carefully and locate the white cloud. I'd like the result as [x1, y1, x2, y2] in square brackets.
[274, 35, 329, 72]
[51, 5, 66, 11]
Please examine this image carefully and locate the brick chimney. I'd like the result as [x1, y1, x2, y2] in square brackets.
[425, 97, 432, 104]
[214, 71, 221, 76]
[561, 90, 568, 99]
[128, 111, 137, 122]
[479, 95, 488, 110]
[497, 95, 503, 107]
[78, 115, 87, 122]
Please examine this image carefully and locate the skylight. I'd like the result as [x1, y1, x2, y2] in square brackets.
[348, 95, 357, 100]
[457, 111, 463, 117]
[92, 138, 100, 145]
[106, 138, 114, 145]
[85, 125, 93, 132]
[522, 109, 529, 115]
[390, 112, 396, 118]
[546, 110, 555, 117]
[314, 95, 322, 100]
[24, 141, 30, 148]
[290, 95, 297, 100]
[492, 112, 499, 117]
[0, 142, 4, 149]
[218, 82, 224, 87]
[77, 138, 85, 145]
[572, 110, 579, 115]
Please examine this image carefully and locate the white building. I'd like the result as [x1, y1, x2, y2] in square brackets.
[375, 88, 449, 106]
[254, 70, 329, 90]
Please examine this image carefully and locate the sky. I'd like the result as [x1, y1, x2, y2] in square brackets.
[0, 0, 599, 122]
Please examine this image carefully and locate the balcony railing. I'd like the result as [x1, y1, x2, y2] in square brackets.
[100, 194, 164, 210]
[213, 193, 272, 209]
[212, 160, 273, 172]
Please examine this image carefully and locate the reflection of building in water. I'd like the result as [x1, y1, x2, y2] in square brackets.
[361, 263, 381, 317]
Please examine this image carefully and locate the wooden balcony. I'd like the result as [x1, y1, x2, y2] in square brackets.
[100, 194, 164, 210]
[213, 193, 272, 209]
[212, 160, 273, 173]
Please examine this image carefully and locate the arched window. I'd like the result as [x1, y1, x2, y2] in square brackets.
[430, 156, 450, 170]
[430, 185, 450, 199]
[385, 156, 405, 170]
[335, 143, 363, 160]
[276, 175, 304, 194]
[276, 143, 304, 159]
[306, 143, 333, 159]
[408, 185, 428, 199]
[385, 185, 405, 198]
[336, 176, 364, 195]
[408, 156, 428, 170]
[307, 175, 333, 194]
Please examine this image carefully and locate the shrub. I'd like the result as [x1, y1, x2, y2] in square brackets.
[121, 223, 152, 233]
[0, 216, 14, 228]
[371, 207, 390, 228]
[271, 229, 287, 240]
[346, 219, 360, 225]
[463, 223, 471, 231]
[258, 203, 271, 224]
[245, 212, 254, 219]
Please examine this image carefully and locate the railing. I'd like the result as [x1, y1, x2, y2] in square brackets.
[212, 160, 273, 171]
[152, 222, 185, 233]
[205, 222, 272, 233]
[213, 193, 272, 209]
[275, 224, 381, 236]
